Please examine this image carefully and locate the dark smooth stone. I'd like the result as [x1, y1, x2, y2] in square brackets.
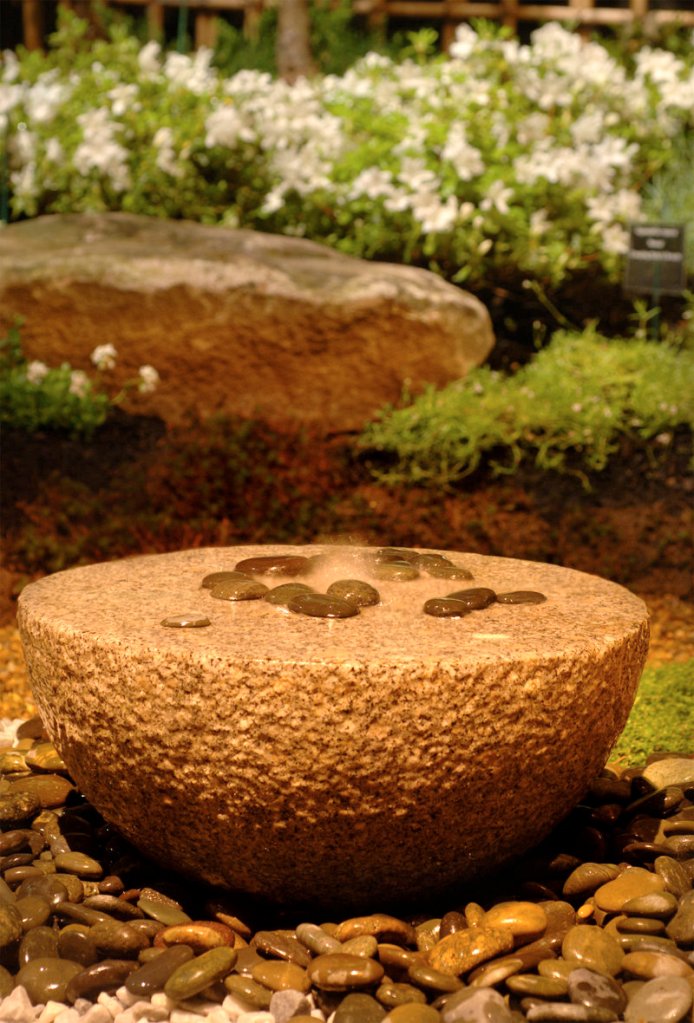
[252, 959, 310, 993]
[376, 980, 427, 1007]
[14, 894, 51, 931]
[371, 562, 419, 581]
[126, 943, 196, 996]
[327, 580, 380, 607]
[161, 613, 211, 628]
[15, 956, 83, 1005]
[627, 787, 684, 818]
[3, 865, 44, 885]
[587, 778, 632, 804]
[0, 964, 12, 998]
[57, 925, 99, 967]
[408, 963, 463, 993]
[423, 598, 470, 618]
[496, 590, 547, 604]
[288, 593, 359, 619]
[567, 967, 627, 1015]
[446, 587, 497, 609]
[665, 890, 694, 944]
[252, 930, 311, 967]
[416, 556, 473, 581]
[0, 853, 34, 871]
[210, 579, 269, 601]
[224, 974, 273, 1008]
[664, 835, 694, 857]
[65, 958, 139, 1003]
[18, 925, 59, 966]
[374, 548, 419, 564]
[231, 946, 267, 976]
[89, 920, 151, 958]
[654, 856, 691, 899]
[264, 583, 315, 607]
[53, 852, 103, 878]
[0, 830, 33, 856]
[83, 894, 144, 920]
[201, 571, 250, 589]
[55, 900, 113, 926]
[622, 841, 674, 864]
[235, 555, 311, 577]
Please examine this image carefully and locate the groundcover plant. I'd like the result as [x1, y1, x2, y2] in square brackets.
[1, 17, 693, 294]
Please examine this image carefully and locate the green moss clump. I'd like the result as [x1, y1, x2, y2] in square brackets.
[611, 659, 694, 765]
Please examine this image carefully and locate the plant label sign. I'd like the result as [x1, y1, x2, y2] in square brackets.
[623, 223, 687, 297]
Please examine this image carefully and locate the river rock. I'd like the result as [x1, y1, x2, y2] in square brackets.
[17, 544, 648, 908]
[0, 213, 494, 431]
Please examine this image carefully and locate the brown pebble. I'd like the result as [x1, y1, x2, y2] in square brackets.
[161, 613, 211, 629]
[335, 914, 417, 947]
[445, 587, 496, 609]
[496, 591, 547, 604]
[288, 592, 359, 619]
[154, 921, 235, 952]
[201, 571, 250, 589]
[428, 927, 514, 976]
[252, 958, 310, 992]
[621, 949, 694, 979]
[252, 929, 311, 966]
[235, 555, 311, 577]
[423, 598, 470, 619]
[308, 952, 385, 991]
[210, 579, 269, 601]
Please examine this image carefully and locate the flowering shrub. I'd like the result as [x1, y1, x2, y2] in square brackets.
[0, 323, 159, 436]
[359, 327, 694, 486]
[1, 15, 692, 293]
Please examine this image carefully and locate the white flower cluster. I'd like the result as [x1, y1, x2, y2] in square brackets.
[1, 21, 692, 280]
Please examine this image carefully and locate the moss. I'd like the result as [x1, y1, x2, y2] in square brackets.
[612, 659, 694, 765]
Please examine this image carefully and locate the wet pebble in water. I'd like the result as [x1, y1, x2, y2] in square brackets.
[327, 579, 380, 607]
[496, 590, 547, 604]
[201, 570, 250, 589]
[446, 587, 497, 610]
[415, 556, 473, 581]
[160, 613, 211, 629]
[288, 592, 359, 619]
[235, 555, 312, 577]
[423, 598, 470, 619]
[263, 583, 315, 607]
[371, 561, 420, 582]
[209, 578, 269, 601]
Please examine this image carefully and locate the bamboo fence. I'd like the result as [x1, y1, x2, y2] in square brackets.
[17, 0, 694, 52]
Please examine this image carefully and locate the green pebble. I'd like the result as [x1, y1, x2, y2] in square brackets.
[15, 894, 51, 931]
[19, 925, 59, 966]
[53, 852, 103, 879]
[164, 946, 237, 1002]
[137, 896, 192, 926]
[15, 956, 83, 1004]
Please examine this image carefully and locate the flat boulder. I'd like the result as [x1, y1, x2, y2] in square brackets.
[0, 213, 494, 430]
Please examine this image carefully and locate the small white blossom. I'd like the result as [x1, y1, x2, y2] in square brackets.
[138, 365, 160, 394]
[138, 40, 161, 75]
[26, 360, 49, 384]
[68, 370, 90, 398]
[480, 180, 513, 216]
[90, 344, 118, 371]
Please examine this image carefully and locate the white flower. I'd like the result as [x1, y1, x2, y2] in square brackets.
[0, 83, 23, 117]
[164, 48, 215, 95]
[74, 109, 130, 191]
[138, 365, 160, 394]
[138, 40, 161, 75]
[45, 137, 63, 164]
[68, 370, 90, 398]
[25, 73, 71, 125]
[442, 126, 484, 182]
[449, 24, 478, 61]
[26, 360, 49, 384]
[108, 83, 139, 118]
[205, 105, 244, 149]
[153, 127, 182, 178]
[90, 344, 118, 371]
[348, 167, 394, 201]
[480, 180, 513, 216]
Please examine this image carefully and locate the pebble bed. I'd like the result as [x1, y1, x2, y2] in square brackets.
[0, 718, 692, 1023]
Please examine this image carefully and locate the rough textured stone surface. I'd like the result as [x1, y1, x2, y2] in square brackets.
[17, 546, 648, 909]
[0, 214, 494, 430]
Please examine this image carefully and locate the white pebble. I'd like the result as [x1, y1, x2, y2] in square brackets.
[0, 986, 36, 1023]
[115, 988, 141, 1009]
[237, 1014, 275, 1023]
[38, 1003, 69, 1023]
[205, 1011, 233, 1023]
[149, 994, 176, 1013]
[113, 1002, 170, 1023]
[53, 1010, 81, 1023]
[170, 1012, 210, 1023]
[96, 992, 123, 1017]
[221, 995, 254, 1020]
[80, 1008, 115, 1023]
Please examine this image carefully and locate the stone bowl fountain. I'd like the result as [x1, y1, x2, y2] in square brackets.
[17, 545, 649, 909]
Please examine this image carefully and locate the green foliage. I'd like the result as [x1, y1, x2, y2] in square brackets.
[611, 659, 694, 764]
[0, 324, 110, 437]
[360, 328, 694, 487]
[0, 325, 158, 438]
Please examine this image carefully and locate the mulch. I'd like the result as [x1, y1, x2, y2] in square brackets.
[2, 591, 692, 722]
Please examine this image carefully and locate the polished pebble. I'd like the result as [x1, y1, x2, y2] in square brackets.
[496, 590, 547, 604]
[137, 895, 192, 926]
[235, 555, 311, 576]
[252, 929, 311, 966]
[18, 924, 59, 965]
[333, 992, 387, 1022]
[252, 959, 310, 992]
[263, 583, 315, 606]
[0, 902, 23, 947]
[307, 952, 384, 990]
[622, 949, 694, 979]
[164, 946, 237, 1001]
[484, 901, 548, 941]
[623, 975, 693, 1022]
[327, 579, 380, 607]
[423, 598, 470, 618]
[445, 587, 497, 609]
[64, 958, 138, 1002]
[382, 1004, 441, 1022]
[57, 925, 99, 967]
[594, 867, 666, 912]
[335, 914, 417, 946]
[563, 864, 621, 898]
[53, 852, 103, 879]
[125, 943, 195, 996]
[209, 578, 269, 600]
[428, 927, 514, 976]
[296, 921, 342, 956]
[160, 613, 211, 628]
[288, 592, 359, 618]
[561, 925, 625, 976]
[440, 987, 514, 1022]
[665, 890, 694, 944]
[15, 956, 83, 1004]
[201, 570, 250, 589]
[567, 967, 627, 1015]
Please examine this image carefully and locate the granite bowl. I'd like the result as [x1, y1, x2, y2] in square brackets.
[17, 545, 649, 908]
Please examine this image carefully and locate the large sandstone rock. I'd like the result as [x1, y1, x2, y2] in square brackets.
[0, 214, 494, 430]
[18, 545, 648, 909]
